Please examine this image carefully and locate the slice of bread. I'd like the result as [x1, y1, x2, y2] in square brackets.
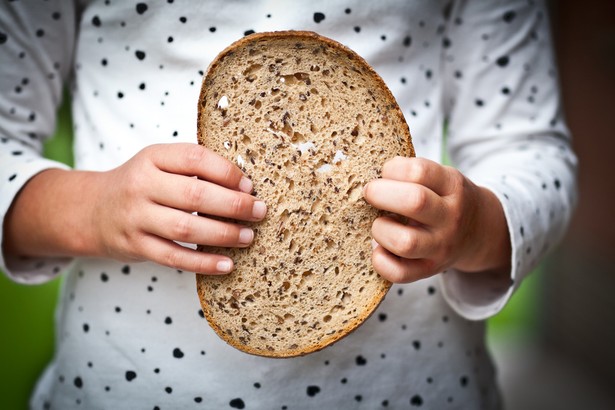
[196, 31, 414, 357]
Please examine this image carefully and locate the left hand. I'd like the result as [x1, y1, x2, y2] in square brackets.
[362, 156, 511, 283]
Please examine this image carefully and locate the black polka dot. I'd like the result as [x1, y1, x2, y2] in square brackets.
[496, 56, 510, 67]
[313, 12, 325, 23]
[83, 323, 90, 333]
[136, 3, 148, 14]
[502, 87, 511, 95]
[36, 29, 45, 37]
[554, 179, 561, 189]
[378, 313, 387, 322]
[355, 355, 367, 366]
[135, 50, 146, 60]
[403, 35, 412, 47]
[74, 377, 83, 389]
[173, 347, 184, 358]
[0, 32, 8, 44]
[345, 8, 351, 14]
[229, 398, 245, 408]
[244, 30, 255, 36]
[209, 26, 216, 32]
[306, 386, 321, 397]
[254, 382, 261, 388]
[460, 375, 469, 387]
[194, 397, 202, 403]
[92, 16, 101, 27]
[475, 99, 484, 107]
[503, 10, 517, 23]
[412, 340, 421, 350]
[410, 395, 423, 406]
[122, 265, 130, 274]
[165, 386, 173, 394]
[52, 12, 61, 20]
[101, 272, 109, 282]
[164, 316, 172, 324]
[179, 16, 187, 23]
[354, 26, 361, 33]
[125, 371, 137, 381]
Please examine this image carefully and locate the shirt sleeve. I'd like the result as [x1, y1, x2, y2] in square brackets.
[437, 0, 578, 320]
[0, 2, 78, 283]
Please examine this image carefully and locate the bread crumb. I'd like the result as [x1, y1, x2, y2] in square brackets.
[237, 154, 246, 167]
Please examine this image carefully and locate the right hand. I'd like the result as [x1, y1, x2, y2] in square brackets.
[91, 143, 266, 274]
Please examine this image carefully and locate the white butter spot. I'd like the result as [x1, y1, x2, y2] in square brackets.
[223, 141, 231, 150]
[332, 150, 347, 164]
[237, 154, 245, 167]
[217, 95, 229, 109]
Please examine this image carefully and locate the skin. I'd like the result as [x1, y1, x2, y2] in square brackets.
[363, 156, 511, 284]
[3, 146, 510, 284]
[3, 143, 267, 274]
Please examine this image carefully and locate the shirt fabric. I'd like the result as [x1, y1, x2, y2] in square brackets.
[0, 1, 577, 409]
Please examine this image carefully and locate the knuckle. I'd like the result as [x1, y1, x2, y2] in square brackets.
[393, 230, 417, 255]
[184, 144, 208, 168]
[213, 223, 235, 245]
[446, 166, 465, 192]
[171, 215, 194, 241]
[410, 158, 430, 181]
[162, 248, 182, 269]
[184, 181, 206, 210]
[407, 188, 428, 214]
[229, 194, 248, 217]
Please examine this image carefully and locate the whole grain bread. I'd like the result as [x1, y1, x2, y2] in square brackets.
[196, 31, 414, 357]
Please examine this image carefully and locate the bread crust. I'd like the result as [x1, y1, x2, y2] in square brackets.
[196, 31, 414, 357]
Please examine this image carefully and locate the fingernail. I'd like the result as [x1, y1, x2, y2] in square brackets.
[216, 260, 233, 273]
[371, 239, 379, 250]
[252, 201, 267, 219]
[239, 177, 253, 193]
[239, 228, 254, 245]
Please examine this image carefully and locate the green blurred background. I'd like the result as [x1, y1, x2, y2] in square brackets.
[0, 93, 542, 410]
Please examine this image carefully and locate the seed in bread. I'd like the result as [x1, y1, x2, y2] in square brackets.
[196, 31, 414, 357]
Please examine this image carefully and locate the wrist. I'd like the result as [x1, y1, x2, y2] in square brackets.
[454, 185, 511, 275]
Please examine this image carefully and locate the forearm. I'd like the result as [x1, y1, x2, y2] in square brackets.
[3, 168, 102, 260]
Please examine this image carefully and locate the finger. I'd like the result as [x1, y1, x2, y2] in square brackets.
[146, 143, 253, 193]
[138, 234, 235, 274]
[363, 179, 444, 225]
[152, 174, 267, 221]
[371, 216, 435, 259]
[144, 206, 255, 248]
[371, 244, 435, 283]
[382, 156, 456, 196]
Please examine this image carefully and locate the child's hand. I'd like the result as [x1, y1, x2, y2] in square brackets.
[92, 143, 266, 274]
[363, 157, 510, 283]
